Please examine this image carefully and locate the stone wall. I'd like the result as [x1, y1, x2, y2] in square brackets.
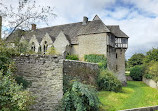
[78, 33, 107, 60]
[119, 105, 158, 111]
[13, 55, 63, 111]
[143, 77, 158, 89]
[63, 60, 99, 86]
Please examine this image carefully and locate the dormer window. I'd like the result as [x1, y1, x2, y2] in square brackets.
[43, 41, 48, 54]
[31, 42, 35, 51]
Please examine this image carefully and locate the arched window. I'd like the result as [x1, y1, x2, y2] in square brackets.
[31, 42, 35, 52]
[43, 41, 48, 54]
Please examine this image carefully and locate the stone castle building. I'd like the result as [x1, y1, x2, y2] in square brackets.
[6, 15, 129, 83]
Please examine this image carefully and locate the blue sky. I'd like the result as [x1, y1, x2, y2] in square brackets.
[1, 0, 158, 59]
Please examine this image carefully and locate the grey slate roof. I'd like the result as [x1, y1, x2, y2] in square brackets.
[107, 25, 129, 38]
[6, 17, 129, 44]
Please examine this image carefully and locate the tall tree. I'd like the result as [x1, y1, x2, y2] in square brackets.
[128, 53, 145, 67]
[0, 0, 56, 38]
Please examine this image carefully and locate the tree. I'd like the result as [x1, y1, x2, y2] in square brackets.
[128, 53, 145, 68]
[0, 0, 56, 37]
[144, 48, 158, 63]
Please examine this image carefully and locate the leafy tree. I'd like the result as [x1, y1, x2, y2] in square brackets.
[130, 65, 145, 81]
[0, 0, 56, 37]
[144, 48, 158, 63]
[128, 53, 145, 67]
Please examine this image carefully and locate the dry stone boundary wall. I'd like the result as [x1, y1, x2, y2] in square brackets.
[13, 55, 99, 111]
[13, 55, 63, 111]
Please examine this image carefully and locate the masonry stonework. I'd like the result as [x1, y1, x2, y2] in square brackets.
[78, 33, 107, 60]
[13, 55, 63, 111]
[63, 60, 99, 86]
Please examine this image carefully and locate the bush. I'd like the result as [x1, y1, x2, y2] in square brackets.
[84, 54, 107, 70]
[0, 70, 34, 111]
[15, 76, 31, 89]
[145, 62, 158, 82]
[98, 70, 122, 92]
[61, 81, 100, 111]
[130, 65, 145, 81]
[66, 54, 79, 60]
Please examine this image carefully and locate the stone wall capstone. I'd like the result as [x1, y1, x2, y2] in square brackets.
[63, 60, 99, 86]
[13, 55, 63, 111]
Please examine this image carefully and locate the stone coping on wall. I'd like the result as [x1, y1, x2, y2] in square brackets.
[64, 59, 99, 65]
[119, 105, 158, 111]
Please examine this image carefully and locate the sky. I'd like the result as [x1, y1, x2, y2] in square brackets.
[1, 0, 158, 59]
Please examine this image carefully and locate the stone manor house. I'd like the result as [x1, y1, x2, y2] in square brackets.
[6, 15, 129, 83]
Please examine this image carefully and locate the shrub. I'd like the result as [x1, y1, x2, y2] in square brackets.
[130, 65, 145, 81]
[145, 62, 158, 82]
[0, 70, 34, 110]
[15, 76, 31, 89]
[66, 54, 79, 60]
[98, 70, 122, 92]
[84, 54, 107, 70]
[61, 81, 100, 111]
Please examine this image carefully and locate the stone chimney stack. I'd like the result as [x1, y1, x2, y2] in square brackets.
[31, 24, 36, 30]
[82, 16, 88, 25]
[0, 16, 2, 39]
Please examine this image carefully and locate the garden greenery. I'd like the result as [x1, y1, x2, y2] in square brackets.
[0, 70, 34, 111]
[145, 62, 158, 82]
[98, 70, 122, 92]
[0, 40, 34, 110]
[66, 54, 79, 60]
[61, 81, 100, 111]
[130, 65, 145, 81]
[84, 54, 107, 70]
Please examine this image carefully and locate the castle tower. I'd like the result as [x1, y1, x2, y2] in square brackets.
[115, 37, 128, 85]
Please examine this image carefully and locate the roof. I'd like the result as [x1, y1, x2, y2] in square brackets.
[107, 25, 129, 38]
[6, 15, 129, 44]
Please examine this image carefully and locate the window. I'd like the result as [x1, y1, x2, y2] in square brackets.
[31, 42, 35, 51]
[43, 41, 48, 54]
[116, 53, 117, 58]
[116, 65, 118, 71]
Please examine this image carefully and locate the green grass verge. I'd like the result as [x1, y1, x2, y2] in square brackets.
[98, 81, 158, 111]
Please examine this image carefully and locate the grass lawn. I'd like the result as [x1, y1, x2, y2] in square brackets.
[98, 81, 158, 111]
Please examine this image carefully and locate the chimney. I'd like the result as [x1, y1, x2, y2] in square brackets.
[31, 24, 36, 30]
[0, 16, 2, 39]
[82, 16, 88, 25]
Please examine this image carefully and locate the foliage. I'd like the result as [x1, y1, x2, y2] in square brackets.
[14, 39, 30, 54]
[128, 53, 145, 67]
[15, 76, 31, 89]
[0, 70, 34, 111]
[84, 54, 107, 70]
[145, 62, 158, 82]
[98, 70, 122, 92]
[144, 48, 158, 63]
[0, 0, 56, 37]
[61, 81, 100, 111]
[130, 65, 145, 81]
[66, 54, 79, 60]
[46, 46, 56, 55]
[98, 81, 158, 111]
